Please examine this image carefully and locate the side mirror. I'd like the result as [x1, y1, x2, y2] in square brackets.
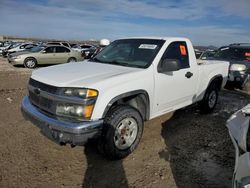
[201, 57, 207, 60]
[158, 59, 181, 73]
[41, 50, 46, 53]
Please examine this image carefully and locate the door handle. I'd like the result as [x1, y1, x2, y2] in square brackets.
[185, 72, 193, 78]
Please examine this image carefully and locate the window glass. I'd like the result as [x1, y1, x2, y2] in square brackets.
[215, 47, 250, 61]
[62, 43, 70, 47]
[92, 39, 165, 68]
[162, 41, 190, 69]
[81, 45, 92, 48]
[44, 46, 55, 53]
[47, 42, 60, 45]
[56, 46, 70, 53]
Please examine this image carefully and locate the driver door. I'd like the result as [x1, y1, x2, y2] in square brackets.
[39, 46, 56, 64]
[153, 41, 198, 115]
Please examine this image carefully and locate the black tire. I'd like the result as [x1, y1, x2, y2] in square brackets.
[99, 105, 144, 160]
[67, 57, 77, 63]
[199, 83, 219, 114]
[24, 57, 37, 68]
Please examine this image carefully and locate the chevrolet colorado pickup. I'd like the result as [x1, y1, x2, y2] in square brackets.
[22, 37, 229, 159]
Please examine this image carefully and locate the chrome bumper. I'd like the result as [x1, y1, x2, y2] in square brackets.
[21, 96, 103, 145]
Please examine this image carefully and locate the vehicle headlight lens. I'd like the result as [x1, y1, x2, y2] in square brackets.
[230, 64, 246, 71]
[61, 88, 98, 98]
[13, 56, 21, 59]
[56, 104, 94, 120]
[56, 88, 98, 120]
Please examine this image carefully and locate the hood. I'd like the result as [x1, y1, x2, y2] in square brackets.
[31, 61, 141, 88]
[10, 50, 31, 57]
[229, 60, 250, 68]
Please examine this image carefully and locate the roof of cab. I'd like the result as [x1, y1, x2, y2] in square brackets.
[118, 36, 190, 41]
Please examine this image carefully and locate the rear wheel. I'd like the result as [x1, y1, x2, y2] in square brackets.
[199, 83, 219, 113]
[67, 57, 77, 63]
[99, 105, 144, 160]
[24, 57, 37, 68]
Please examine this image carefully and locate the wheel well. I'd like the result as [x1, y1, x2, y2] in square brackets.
[209, 75, 223, 90]
[103, 92, 150, 121]
[69, 57, 76, 60]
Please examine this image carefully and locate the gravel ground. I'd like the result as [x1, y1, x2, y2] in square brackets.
[0, 57, 249, 188]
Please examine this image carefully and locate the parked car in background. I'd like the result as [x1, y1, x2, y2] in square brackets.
[72, 44, 94, 52]
[194, 49, 204, 59]
[227, 103, 250, 188]
[2, 43, 38, 57]
[82, 46, 97, 59]
[72, 44, 97, 58]
[0, 42, 15, 56]
[91, 39, 110, 58]
[213, 43, 250, 88]
[8, 45, 84, 68]
[46, 41, 71, 48]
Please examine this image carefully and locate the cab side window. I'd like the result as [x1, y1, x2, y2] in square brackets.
[162, 41, 190, 69]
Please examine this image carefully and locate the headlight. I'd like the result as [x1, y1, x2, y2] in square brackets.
[13, 56, 21, 59]
[56, 88, 98, 120]
[61, 88, 98, 98]
[56, 103, 94, 120]
[230, 64, 246, 71]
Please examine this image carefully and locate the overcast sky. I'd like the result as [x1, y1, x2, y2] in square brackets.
[0, 0, 250, 46]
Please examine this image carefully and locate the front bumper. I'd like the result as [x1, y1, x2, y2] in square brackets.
[8, 57, 23, 65]
[228, 70, 248, 85]
[21, 96, 103, 145]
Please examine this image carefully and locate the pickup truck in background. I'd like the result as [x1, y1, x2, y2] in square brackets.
[21, 37, 229, 159]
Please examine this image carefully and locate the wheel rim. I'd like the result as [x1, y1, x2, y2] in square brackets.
[208, 90, 217, 108]
[114, 117, 138, 150]
[69, 58, 76, 62]
[26, 59, 35, 68]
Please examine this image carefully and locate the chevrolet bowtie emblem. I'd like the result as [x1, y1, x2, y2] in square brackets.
[34, 88, 41, 95]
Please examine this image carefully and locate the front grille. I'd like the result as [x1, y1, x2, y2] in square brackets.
[28, 79, 58, 115]
[29, 78, 58, 94]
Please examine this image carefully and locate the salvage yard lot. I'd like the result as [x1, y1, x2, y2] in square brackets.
[0, 57, 249, 187]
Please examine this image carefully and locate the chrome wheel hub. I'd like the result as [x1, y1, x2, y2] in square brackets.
[26, 60, 35, 67]
[208, 91, 217, 108]
[114, 117, 138, 150]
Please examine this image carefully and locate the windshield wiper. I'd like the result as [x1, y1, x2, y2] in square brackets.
[108, 60, 142, 68]
[89, 57, 103, 63]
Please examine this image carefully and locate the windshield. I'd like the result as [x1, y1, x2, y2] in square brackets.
[10, 43, 21, 48]
[200, 51, 216, 59]
[214, 47, 250, 61]
[29, 45, 46, 52]
[90, 39, 165, 68]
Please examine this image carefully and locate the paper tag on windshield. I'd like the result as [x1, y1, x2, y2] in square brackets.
[139, 44, 157, 50]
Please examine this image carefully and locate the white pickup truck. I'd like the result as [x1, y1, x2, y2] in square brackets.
[22, 37, 229, 159]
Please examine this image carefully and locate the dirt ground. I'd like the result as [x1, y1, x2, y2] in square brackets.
[0, 57, 249, 188]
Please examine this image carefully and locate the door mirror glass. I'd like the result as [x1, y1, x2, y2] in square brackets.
[158, 59, 181, 73]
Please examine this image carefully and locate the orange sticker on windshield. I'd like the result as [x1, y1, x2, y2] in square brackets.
[180, 45, 187, 56]
[245, 52, 250, 57]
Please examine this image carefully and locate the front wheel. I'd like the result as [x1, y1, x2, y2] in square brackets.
[199, 83, 219, 113]
[24, 57, 37, 69]
[99, 105, 144, 160]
